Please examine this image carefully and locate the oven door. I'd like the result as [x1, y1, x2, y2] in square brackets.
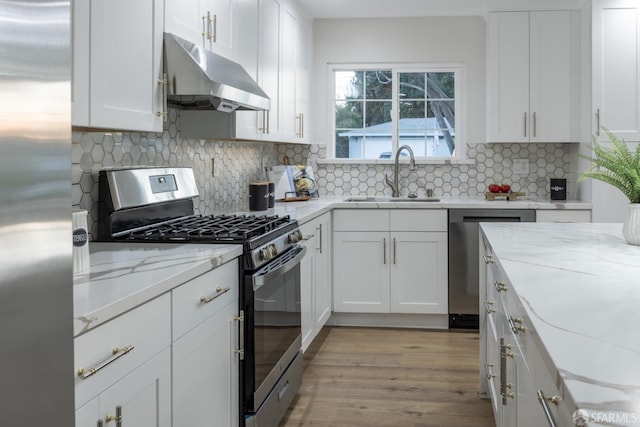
[242, 244, 306, 417]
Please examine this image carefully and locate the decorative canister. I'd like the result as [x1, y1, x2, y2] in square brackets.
[72, 209, 89, 274]
[249, 182, 270, 211]
[550, 178, 567, 200]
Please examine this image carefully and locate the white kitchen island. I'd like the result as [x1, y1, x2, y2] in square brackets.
[479, 222, 640, 427]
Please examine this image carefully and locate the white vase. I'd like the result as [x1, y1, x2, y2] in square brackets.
[622, 203, 640, 245]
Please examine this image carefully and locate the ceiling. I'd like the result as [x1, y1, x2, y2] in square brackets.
[294, 0, 587, 19]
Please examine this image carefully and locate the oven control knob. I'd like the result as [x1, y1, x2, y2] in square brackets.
[288, 230, 302, 244]
[260, 244, 278, 261]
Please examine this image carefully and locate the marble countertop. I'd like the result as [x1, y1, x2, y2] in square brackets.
[73, 242, 242, 337]
[480, 223, 640, 424]
[241, 196, 592, 225]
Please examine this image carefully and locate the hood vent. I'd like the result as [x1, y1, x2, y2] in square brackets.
[163, 33, 270, 112]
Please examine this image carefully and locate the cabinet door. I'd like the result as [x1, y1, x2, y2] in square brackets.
[75, 398, 99, 427]
[333, 232, 390, 313]
[173, 301, 239, 427]
[529, 11, 575, 143]
[201, 0, 237, 59]
[593, 0, 640, 142]
[99, 347, 171, 427]
[295, 14, 311, 143]
[71, 0, 90, 126]
[314, 215, 332, 330]
[390, 232, 447, 314]
[300, 231, 316, 352]
[279, 5, 298, 142]
[90, 0, 164, 132]
[165, 0, 202, 48]
[258, 0, 281, 139]
[487, 12, 530, 143]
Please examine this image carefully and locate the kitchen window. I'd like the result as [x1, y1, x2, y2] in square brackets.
[330, 64, 466, 161]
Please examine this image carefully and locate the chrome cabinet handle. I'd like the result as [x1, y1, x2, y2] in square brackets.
[482, 254, 493, 264]
[260, 111, 267, 133]
[106, 406, 122, 427]
[316, 224, 322, 253]
[533, 112, 537, 137]
[383, 238, 387, 265]
[500, 338, 507, 405]
[524, 112, 528, 137]
[596, 108, 601, 136]
[200, 287, 230, 304]
[393, 238, 397, 264]
[77, 346, 135, 379]
[266, 111, 270, 134]
[301, 113, 304, 138]
[202, 15, 207, 45]
[537, 390, 558, 427]
[156, 73, 168, 121]
[212, 14, 217, 42]
[234, 310, 245, 360]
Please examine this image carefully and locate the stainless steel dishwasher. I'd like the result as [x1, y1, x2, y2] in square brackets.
[448, 209, 535, 329]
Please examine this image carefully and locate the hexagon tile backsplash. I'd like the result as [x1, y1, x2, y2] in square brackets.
[73, 109, 571, 239]
[277, 143, 571, 200]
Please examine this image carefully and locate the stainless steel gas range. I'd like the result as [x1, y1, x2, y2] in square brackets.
[98, 167, 305, 427]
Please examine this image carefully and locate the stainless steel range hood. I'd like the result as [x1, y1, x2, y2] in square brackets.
[163, 33, 270, 112]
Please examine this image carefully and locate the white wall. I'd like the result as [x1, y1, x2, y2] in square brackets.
[310, 16, 486, 145]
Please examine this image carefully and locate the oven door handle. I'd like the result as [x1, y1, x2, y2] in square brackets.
[252, 245, 306, 291]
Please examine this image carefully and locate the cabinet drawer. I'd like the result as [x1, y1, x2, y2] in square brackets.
[390, 209, 447, 231]
[333, 209, 389, 231]
[536, 210, 591, 223]
[172, 259, 239, 340]
[74, 293, 171, 408]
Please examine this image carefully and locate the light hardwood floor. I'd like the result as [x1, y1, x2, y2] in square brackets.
[280, 327, 495, 427]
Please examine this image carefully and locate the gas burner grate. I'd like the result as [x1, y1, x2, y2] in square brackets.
[124, 214, 292, 242]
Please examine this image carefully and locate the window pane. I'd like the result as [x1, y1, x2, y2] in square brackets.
[427, 72, 454, 99]
[365, 101, 391, 127]
[399, 73, 425, 99]
[335, 131, 351, 158]
[427, 100, 455, 128]
[335, 100, 363, 129]
[335, 71, 363, 100]
[399, 100, 426, 120]
[365, 70, 392, 99]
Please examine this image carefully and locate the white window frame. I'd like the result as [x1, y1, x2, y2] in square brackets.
[324, 63, 468, 164]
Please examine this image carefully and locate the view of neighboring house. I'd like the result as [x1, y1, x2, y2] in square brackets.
[339, 117, 455, 158]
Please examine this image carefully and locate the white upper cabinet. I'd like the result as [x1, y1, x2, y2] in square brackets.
[487, 11, 580, 143]
[592, 0, 640, 142]
[73, 0, 165, 132]
[165, 0, 238, 60]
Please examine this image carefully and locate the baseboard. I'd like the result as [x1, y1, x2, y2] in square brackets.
[326, 312, 449, 329]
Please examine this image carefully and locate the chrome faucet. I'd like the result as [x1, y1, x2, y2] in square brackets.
[385, 145, 417, 197]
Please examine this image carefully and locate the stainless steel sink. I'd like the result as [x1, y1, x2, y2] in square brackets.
[344, 196, 440, 203]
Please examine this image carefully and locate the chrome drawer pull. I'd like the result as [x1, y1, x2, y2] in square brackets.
[537, 390, 558, 427]
[77, 346, 135, 379]
[234, 310, 245, 360]
[200, 287, 230, 304]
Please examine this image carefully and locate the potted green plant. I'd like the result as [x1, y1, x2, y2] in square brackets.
[578, 127, 640, 245]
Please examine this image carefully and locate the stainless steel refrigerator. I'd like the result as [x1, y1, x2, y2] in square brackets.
[0, 1, 75, 426]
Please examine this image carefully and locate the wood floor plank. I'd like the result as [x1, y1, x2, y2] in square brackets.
[280, 326, 495, 427]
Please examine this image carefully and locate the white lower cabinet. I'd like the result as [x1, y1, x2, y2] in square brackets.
[74, 294, 172, 427]
[171, 260, 240, 427]
[300, 212, 332, 351]
[75, 259, 241, 427]
[333, 209, 448, 315]
[480, 234, 572, 427]
[76, 349, 171, 427]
